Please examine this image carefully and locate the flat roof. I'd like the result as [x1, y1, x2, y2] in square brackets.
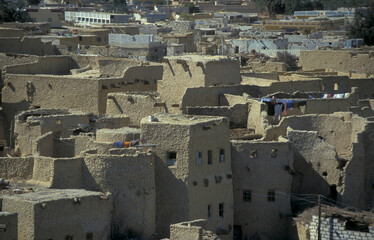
[1, 188, 105, 203]
[141, 113, 227, 126]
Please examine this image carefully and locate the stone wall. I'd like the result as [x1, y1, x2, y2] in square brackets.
[308, 215, 374, 240]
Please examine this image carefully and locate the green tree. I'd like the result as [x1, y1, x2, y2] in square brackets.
[0, 0, 31, 23]
[184, 2, 199, 14]
[348, 2, 374, 45]
[275, 52, 298, 71]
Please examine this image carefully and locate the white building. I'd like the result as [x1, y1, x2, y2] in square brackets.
[64, 11, 131, 26]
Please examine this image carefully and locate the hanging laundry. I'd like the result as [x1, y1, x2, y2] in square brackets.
[113, 142, 125, 148]
[275, 104, 283, 116]
[282, 103, 287, 116]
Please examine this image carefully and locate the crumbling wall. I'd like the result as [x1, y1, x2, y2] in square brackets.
[299, 50, 374, 75]
[264, 113, 368, 209]
[159, 56, 241, 112]
[170, 219, 219, 240]
[82, 153, 156, 238]
[247, 99, 268, 134]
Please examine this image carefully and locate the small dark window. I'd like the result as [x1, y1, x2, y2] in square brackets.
[79, 36, 82, 41]
[86, 233, 93, 240]
[271, 149, 277, 158]
[235, 46, 239, 53]
[243, 190, 251, 202]
[97, 37, 101, 42]
[208, 150, 212, 165]
[267, 190, 275, 202]
[219, 149, 225, 162]
[167, 152, 177, 166]
[250, 150, 257, 159]
[208, 204, 211, 218]
[196, 152, 202, 166]
[219, 203, 224, 217]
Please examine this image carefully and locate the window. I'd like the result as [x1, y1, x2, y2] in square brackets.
[235, 46, 239, 53]
[207, 204, 211, 218]
[219, 149, 225, 162]
[196, 152, 202, 166]
[267, 190, 275, 202]
[219, 203, 224, 217]
[79, 36, 82, 41]
[334, 82, 339, 91]
[243, 190, 251, 202]
[48, 18, 52, 22]
[97, 37, 101, 42]
[250, 150, 257, 159]
[86, 233, 93, 240]
[208, 150, 212, 165]
[166, 152, 177, 166]
[271, 149, 277, 158]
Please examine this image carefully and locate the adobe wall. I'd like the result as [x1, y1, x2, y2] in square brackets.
[231, 140, 293, 239]
[82, 153, 156, 238]
[187, 119, 233, 239]
[247, 99, 269, 134]
[98, 77, 158, 114]
[140, 115, 233, 239]
[1, 189, 112, 240]
[2, 75, 100, 129]
[0, 28, 24, 38]
[96, 128, 140, 142]
[1, 198, 34, 240]
[0, 157, 34, 181]
[180, 85, 262, 114]
[14, 110, 91, 156]
[0, 37, 57, 56]
[252, 61, 287, 72]
[32, 156, 83, 189]
[159, 56, 241, 112]
[140, 120, 191, 237]
[363, 119, 374, 209]
[0, 212, 17, 240]
[170, 219, 219, 240]
[4, 56, 73, 75]
[299, 50, 374, 75]
[106, 93, 166, 124]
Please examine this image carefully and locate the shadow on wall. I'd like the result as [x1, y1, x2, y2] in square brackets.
[291, 149, 341, 214]
[154, 155, 189, 238]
